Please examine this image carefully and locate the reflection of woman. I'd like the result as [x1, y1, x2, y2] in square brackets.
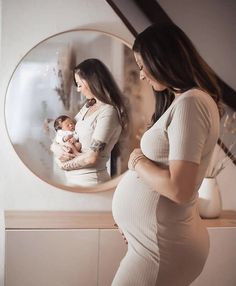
[51, 58, 128, 187]
[112, 24, 221, 285]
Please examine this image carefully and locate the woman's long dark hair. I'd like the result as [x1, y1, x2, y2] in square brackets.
[74, 58, 128, 131]
[133, 23, 221, 125]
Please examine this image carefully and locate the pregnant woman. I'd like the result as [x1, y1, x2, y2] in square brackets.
[112, 24, 221, 285]
[51, 58, 128, 187]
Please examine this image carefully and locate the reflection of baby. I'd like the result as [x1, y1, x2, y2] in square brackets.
[54, 115, 81, 155]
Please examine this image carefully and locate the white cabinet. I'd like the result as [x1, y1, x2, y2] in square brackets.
[98, 230, 127, 286]
[5, 229, 127, 286]
[5, 230, 99, 286]
[5, 211, 236, 286]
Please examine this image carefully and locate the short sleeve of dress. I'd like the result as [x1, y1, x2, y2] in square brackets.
[167, 96, 211, 164]
[92, 105, 121, 143]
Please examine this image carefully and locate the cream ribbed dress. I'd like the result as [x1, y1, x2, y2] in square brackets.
[112, 89, 220, 286]
[65, 103, 121, 187]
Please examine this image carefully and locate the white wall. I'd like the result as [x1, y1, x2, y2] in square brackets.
[158, 0, 236, 91]
[0, 1, 5, 284]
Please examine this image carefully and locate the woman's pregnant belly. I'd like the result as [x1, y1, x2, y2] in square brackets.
[112, 170, 160, 260]
[112, 170, 209, 280]
[112, 170, 160, 244]
[112, 170, 160, 224]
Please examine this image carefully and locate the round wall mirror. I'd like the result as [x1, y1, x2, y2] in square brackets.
[5, 29, 154, 192]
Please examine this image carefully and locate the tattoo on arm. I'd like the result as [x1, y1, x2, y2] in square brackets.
[60, 139, 105, 171]
[90, 139, 106, 152]
[61, 156, 86, 171]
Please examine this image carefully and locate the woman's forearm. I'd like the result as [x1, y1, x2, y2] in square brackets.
[135, 158, 178, 201]
[134, 157, 198, 204]
[60, 151, 98, 171]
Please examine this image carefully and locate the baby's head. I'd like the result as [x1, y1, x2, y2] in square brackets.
[54, 115, 75, 132]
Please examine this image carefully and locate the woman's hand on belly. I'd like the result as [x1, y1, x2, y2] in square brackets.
[128, 148, 146, 171]
[114, 223, 128, 245]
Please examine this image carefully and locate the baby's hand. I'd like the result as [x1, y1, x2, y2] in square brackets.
[62, 145, 72, 153]
[64, 134, 73, 142]
[68, 137, 76, 144]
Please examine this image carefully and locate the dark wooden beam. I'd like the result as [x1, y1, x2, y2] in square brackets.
[218, 138, 236, 165]
[105, 0, 138, 37]
[134, 0, 173, 25]
[218, 78, 236, 110]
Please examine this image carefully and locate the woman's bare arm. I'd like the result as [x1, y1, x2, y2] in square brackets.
[60, 139, 106, 171]
[129, 149, 199, 204]
[50, 141, 75, 162]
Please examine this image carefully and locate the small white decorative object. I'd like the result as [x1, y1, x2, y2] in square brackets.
[198, 178, 222, 218]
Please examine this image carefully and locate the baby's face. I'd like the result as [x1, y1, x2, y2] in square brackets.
[61, 118, 75, 131]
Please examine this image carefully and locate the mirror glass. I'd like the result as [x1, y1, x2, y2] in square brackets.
[5, 30, 154, 191]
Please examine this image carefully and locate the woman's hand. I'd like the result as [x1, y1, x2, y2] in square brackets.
[50, 141, 75, 162]
[128, 148, 146, 171]
[59, 151, 76, 162]
[114, 224, 128, 245]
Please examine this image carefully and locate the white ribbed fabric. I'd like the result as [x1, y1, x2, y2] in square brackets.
[112, 89, 220, 285]
[65, 103, 121, 186]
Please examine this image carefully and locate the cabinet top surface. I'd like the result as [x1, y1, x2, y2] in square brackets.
[4, 210, 236, 230]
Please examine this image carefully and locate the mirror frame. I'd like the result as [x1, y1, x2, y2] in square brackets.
[4, 28, 133, 193]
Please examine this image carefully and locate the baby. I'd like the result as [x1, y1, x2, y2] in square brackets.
[54, 115, 81, 155]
